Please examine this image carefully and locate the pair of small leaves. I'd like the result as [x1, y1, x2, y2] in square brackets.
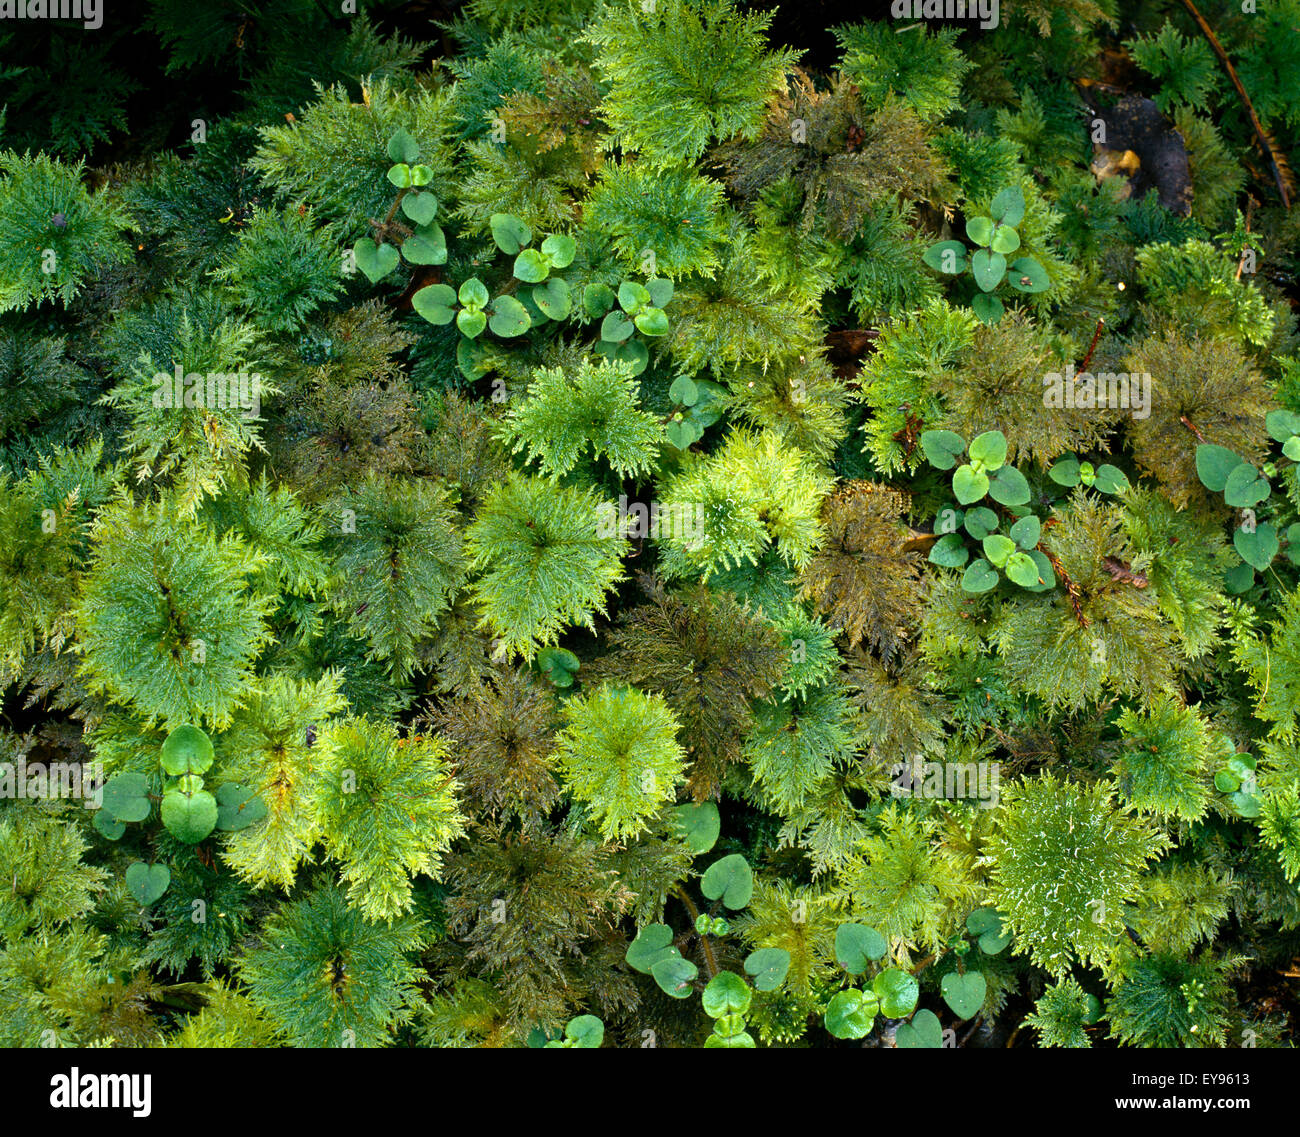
[512, 234, 577, 283]
[1049, 456, 1130, 495]
[386, 162, 434, 189]
[665, 376, 725, 449]
[955, 464, 1030, 507]
[966, 213, 1021, 255]
[966, 908, 1011, 954]
[1265, 409, 1300, 460]
[1215, 752, 1261, 816]
[542, 1015, 604, 1048]
[825, 988, 879, 1039]
[626, 924, 698, 997]
[962, 548, 1052, 594]
[1196, 444, 1271, 507]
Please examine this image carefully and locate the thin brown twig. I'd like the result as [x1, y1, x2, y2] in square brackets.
[1178, 0, 1291, 208]
[673, 885, 719, 978]
[1078, 317, 1106, 373]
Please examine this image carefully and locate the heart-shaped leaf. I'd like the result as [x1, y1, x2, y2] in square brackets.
[457, 308, 487, 338]
[963, 506, 998, 539]
[665, 418, 699, 449]
[920, 429, 967, 470]
[1005, 551, 1041, 588]
[634, 307, 669, 336]
[989, 186, 1025, 228]
[94, 810, 126, 840]
[489, 212, 531, 255]
[401, 223, 446, 265]
[540, 233, 576, 268]
[386, 128, 420, 164]
[1195, 444, 1242, 492]
[971, 248, 1007, 292]
[1285, 437, 1300, 462]
[618, 281, 651, 314]
[670, 801, 720, 853]
[962, 558, 999, 594]
[458, 277, 490, 310]
[970, 291, 1004, 323]
[352, 238, 400, 284]
[928, 533, 969, 568]
[400, 190, 438, 227]
[101, 773, 152, 823]
[966, 908, 1012, 954]
[835, 923, 887, 974]
[988, 466, 1031, 506]
[825, 989, 879, 1039]
[489, 295, 531, 337]
[215, 782, 268, 831]
[160, 788, 218, 844]
[895, 1008, 943, 1048]
[531, 278, 572, 321]
[611, 338, 649, 375]
[701, 853, 753, 910]
[1093, 464, 1129, 494]
[743, 948, 791, 992]
[1049, 455, 1081, 486]
[160, 724, 215, 777]
[953, 464, 990, 504]
[1235, 521, 1279, 570]
[647, 277, 674, 307]
[600, 311, 635, 343]
[409, 164, 434, 186]
[386, 162, 412, 188]
[1223, 463, 1270, 508]
[1007, 256, 1049, 293]
[626, 924, 679, 973]
[702, 971, 751, 1018]
[651, 955, 698, 998]
[923, 240, 967, 274]
[412, 283, 457, 325]
[873, 968, 919, 1018]
[669, 375, 699, 406]
[990, 225, 1020, 255]
[1266, 409, 1300, 442]
[125, 861, 170, 906]
[1224, 561, 1255, 594]
[941, 971, 986, 1019]
[564, 1015, 603, 1048]
[513, 248, 550, 283]
[1009, 515, 1040, 549]
[983, 533, 1016, 567]
[583, 283, 616, 319]
[965, 215, 995, 246]
[968, 430, 1008, 470]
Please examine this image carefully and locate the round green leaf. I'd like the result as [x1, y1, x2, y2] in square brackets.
[965, 215, 995, 246]
[401, 223, 446, 266]
[1214, 769, 1240, 793]
[160, 788, 218, 844]
[705, 1029, 755, 1048]
[215, 782, 268, 831]
[160, 724, 214, 777]
[1005, 551, 1041, 588]
[1093, 464, 1130, 495]
[669, 375, 699, 407]
[125, 861, 170, 906]
[1195, 444, 1243, 492]
[1235, 521, 1279, 570]
[1049, 456, 1081, 486]
[928, 533, 969, 568]
[743, 948, 791, 992]
[386, 162, 412, 189]
[835, 923, 887, 974]
[456, 308, 487, 338]
[386, 127, 419, 164]
[565, 1015, 603, 1048]
[612, 338, 650, 375]
[626, 924, 678, 973]
[895, 1008, 943, 1048]
[489, 212, 532, 255]
[968, 430, 1008, 470]
[940, 971, 986, 1019]
[488, 295, 531, 337]
[1232, 791, 1262, 818]
[962, 558, 998, 594]
[983, 533, 1016, 568]
[953, 464, 990, 504]
[1224, 561, 1256, 594]
[600, 311, 634, 343]
[873, 968, 919, 1018]
[702, 971, 751, 1018]
[1007, 256, 1050, 293]
[971, 248, 1007, 292]
[411, 283, 456, 325]
[513, 248, 550, 283]
[970, 291, 1004, 323]
[618, 280, 651, 314]
[458, 277, 489, 309]
[540, 233, 576, 268]
[583, 282, 616, 319]
[352, 238, 400, 284]
[963, 506, 998, 539]
[825, 989, 877, 1039]
[410, 166, 434, 188]
[989, 225, 1021, 255]
[1284, 437, 1300, 462]
[701, 853, 753, 910]
[651, 956, 698, 998]
[532, 278, 572, 321]
[665, 418, 699, 449]
[1266, 409, 1300, 441]
[1223, 463, 1270, 508]
[100, 773, 151, 823]
[988, 466, 1031, 506]
[647, 277, 674, 307]
[1009, 515, 1040, 549]
[634, 307, 669, 336]
[920, 429, 967, 470]
[923, 240, 967, 274]
[671, 801, 720, 853]
[400, 190, 438, 227]
[989, 186, 1025, 228]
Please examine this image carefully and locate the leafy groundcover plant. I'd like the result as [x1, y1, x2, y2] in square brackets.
[2, 0, 1300, 1062]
